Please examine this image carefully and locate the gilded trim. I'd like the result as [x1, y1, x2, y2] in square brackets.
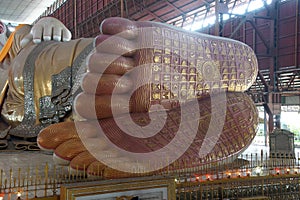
[61, 176, 176, 200]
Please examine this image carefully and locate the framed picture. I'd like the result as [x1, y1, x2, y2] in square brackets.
[60, 175, 176, 200]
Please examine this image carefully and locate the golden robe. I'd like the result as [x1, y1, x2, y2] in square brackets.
[0, 25, 93, 137]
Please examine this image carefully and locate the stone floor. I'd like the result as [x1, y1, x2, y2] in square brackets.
[0, 138, 270, 174]
[0, 151, 55, 199]
[0, 151, 53, 173]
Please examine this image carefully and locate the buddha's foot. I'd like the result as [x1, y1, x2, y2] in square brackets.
[38, 17, 259, 179]
[75, 17, 258, 119]
[38, 92, 258, 178]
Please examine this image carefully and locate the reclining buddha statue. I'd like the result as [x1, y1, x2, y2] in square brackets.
[1, 16, 258, 178]
[0, 17, 91, 149]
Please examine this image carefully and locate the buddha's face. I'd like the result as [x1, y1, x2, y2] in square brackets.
[0, 21, 8, 52]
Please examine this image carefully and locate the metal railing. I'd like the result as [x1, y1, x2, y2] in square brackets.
[0, 149, 299, 199]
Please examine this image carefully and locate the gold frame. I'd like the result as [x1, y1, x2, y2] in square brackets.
[60, 176, 176, 200]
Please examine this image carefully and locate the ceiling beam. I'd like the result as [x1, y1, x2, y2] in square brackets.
[132, 0, 165, 22]
[246, 20, 270, 53]
[165, 0, 185, 15]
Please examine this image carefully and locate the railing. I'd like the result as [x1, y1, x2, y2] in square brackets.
[0, 150, 299, 199]
[176, 174, 300, 200]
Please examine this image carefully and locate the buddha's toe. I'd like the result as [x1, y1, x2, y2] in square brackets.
[53, 138, 87, 165]
[100, 17, 138, 39]
[37, 121, 100, 151]
[70, 151, 96, 171]
[37, 122, 78, 151]
[88, 52, 135, 74]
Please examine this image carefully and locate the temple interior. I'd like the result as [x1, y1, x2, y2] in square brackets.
[0, 0, 300, 199]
